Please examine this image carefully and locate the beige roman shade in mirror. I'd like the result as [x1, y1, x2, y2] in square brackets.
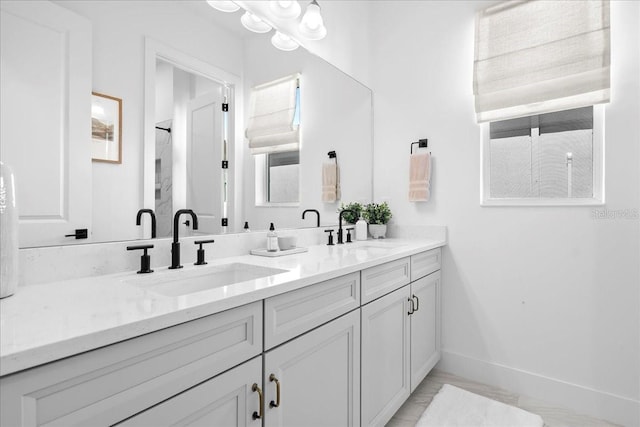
[246, 73, 300, 154]
[473, 0, 610, 123]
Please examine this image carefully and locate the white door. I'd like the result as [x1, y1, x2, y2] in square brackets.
[361, 285, 411, 427]
[410, 271, 441, 392]
[0, 1, 92, 247]
[264, 309, 360, 427]
[118, 356, 263, 427]
[187, 91, 223, 235]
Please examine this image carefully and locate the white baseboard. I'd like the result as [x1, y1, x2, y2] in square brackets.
[437, 350, 640, 427]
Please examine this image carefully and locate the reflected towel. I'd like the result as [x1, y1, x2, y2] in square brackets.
[322, 161, 340, 202]
[409, 152, 431, 202]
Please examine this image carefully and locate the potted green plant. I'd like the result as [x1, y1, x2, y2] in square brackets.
[362, 202, 392, 238]
[338, 202, 364, 224]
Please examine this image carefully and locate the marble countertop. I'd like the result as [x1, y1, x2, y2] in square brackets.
[0, 238, 445, 376]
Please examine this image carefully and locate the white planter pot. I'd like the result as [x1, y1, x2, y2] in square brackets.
[368, 224, 387, 239]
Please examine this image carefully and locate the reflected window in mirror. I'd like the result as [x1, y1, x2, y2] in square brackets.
[251, 77, 301, 206]
[267, 151, 299, 203]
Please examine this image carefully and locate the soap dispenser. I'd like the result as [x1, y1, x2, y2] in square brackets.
[267, 223, 279, 252]
[355, 216, 367, 241]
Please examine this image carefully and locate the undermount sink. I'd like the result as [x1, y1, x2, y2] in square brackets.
[124, 263, 288, 297]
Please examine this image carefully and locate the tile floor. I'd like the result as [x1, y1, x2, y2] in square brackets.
[386, 369, 621, 427]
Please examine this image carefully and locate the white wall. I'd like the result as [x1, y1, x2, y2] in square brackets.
[301, 0, 373, 87]
[370, 1, 639, 425]
[55, 1, 243, 242]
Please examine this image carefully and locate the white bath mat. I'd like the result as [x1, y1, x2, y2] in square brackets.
[416, 384, 544, 427]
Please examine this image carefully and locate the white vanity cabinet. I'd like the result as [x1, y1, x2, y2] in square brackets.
[0, 244, 444, 427]
[361, 248, 442, 427]
[262, 272, 361, 427]
[361, 283, 412, 427]
[0, 301, 263, 426]
[263, 310, 360, 427]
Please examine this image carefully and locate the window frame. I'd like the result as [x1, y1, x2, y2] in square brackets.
[480, 105, 605, 207]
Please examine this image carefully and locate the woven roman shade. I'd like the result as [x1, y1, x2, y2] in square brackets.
[246, 73, 300, 154]
[473, 0, 610, 123]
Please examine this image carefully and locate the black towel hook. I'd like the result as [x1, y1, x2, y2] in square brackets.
[328, 151, 337, 162]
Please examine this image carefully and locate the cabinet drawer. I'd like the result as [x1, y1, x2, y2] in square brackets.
[265, 272, 360, 350]
[118, 356, 262, 427]
[410, 248, 441, 281]
[361, 257, 410, 304]
[0, 302, 262, 427]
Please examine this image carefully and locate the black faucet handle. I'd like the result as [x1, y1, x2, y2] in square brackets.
[127, 244, 154, 274]
[345, 227, 354, 243]
[324, 229, 335, 246]
[194, 239, 215, 265]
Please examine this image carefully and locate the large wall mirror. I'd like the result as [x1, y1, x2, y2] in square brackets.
[0, 0, 373, 248]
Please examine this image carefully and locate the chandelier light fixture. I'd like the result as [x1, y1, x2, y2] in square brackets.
[241, 11, 273, 33]
[206, 0, 327, 51]
[271, 31, 300, 51]
[205, 0, 240, 13]
[299, 0, 327, 40]
[269, 0, 301, 20]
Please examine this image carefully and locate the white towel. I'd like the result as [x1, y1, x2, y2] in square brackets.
[322, 161, 340, 202]
[409, 152, 431, 202]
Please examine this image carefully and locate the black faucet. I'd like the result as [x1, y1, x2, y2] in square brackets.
[337, 209, 356, 244]
[136, 209, 156, 238]
[302, 209, 320, 227]
[169, 209, 199, 269]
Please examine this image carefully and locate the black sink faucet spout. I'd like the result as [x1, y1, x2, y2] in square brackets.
[136, 209, 157, 238]
[302, 209, 320, 227]
[169, 209, 199, 269]
[338, 209, 356, 244]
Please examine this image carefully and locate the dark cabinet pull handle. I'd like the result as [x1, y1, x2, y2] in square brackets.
[412, 294, 419, 311]
[269, 374, 281, 408]
[252, 383, 264, 420]
[64, 228, 88, 239]
[407, 297, 414, 315]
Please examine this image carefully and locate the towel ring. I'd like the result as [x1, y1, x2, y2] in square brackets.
[410, 139, 429, 155]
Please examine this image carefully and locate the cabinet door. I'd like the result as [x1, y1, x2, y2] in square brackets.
[0, 1, 92, 247]
[361, 285, 411, 427]
[264, 310, 360, 427]
[410, 271, 441, 392]
[118, 357, 262, 427]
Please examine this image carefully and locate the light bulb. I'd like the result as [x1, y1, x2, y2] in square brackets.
[269, 0, 301, 19]
[241, 11, 272, 33]
[299, 0, 326, 40]
[206, 1, 240, 13]
[271, 31, 299, 51]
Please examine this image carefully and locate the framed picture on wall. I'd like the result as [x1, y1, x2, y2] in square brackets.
[91, 92, 122, 163]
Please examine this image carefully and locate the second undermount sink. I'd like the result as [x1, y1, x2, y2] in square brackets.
[125, 263, 288, 297]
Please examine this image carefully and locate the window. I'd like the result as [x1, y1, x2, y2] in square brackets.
[266, 151, 299, 203]
[254, 86, 301, 205]
[481, 106, 604, 206]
